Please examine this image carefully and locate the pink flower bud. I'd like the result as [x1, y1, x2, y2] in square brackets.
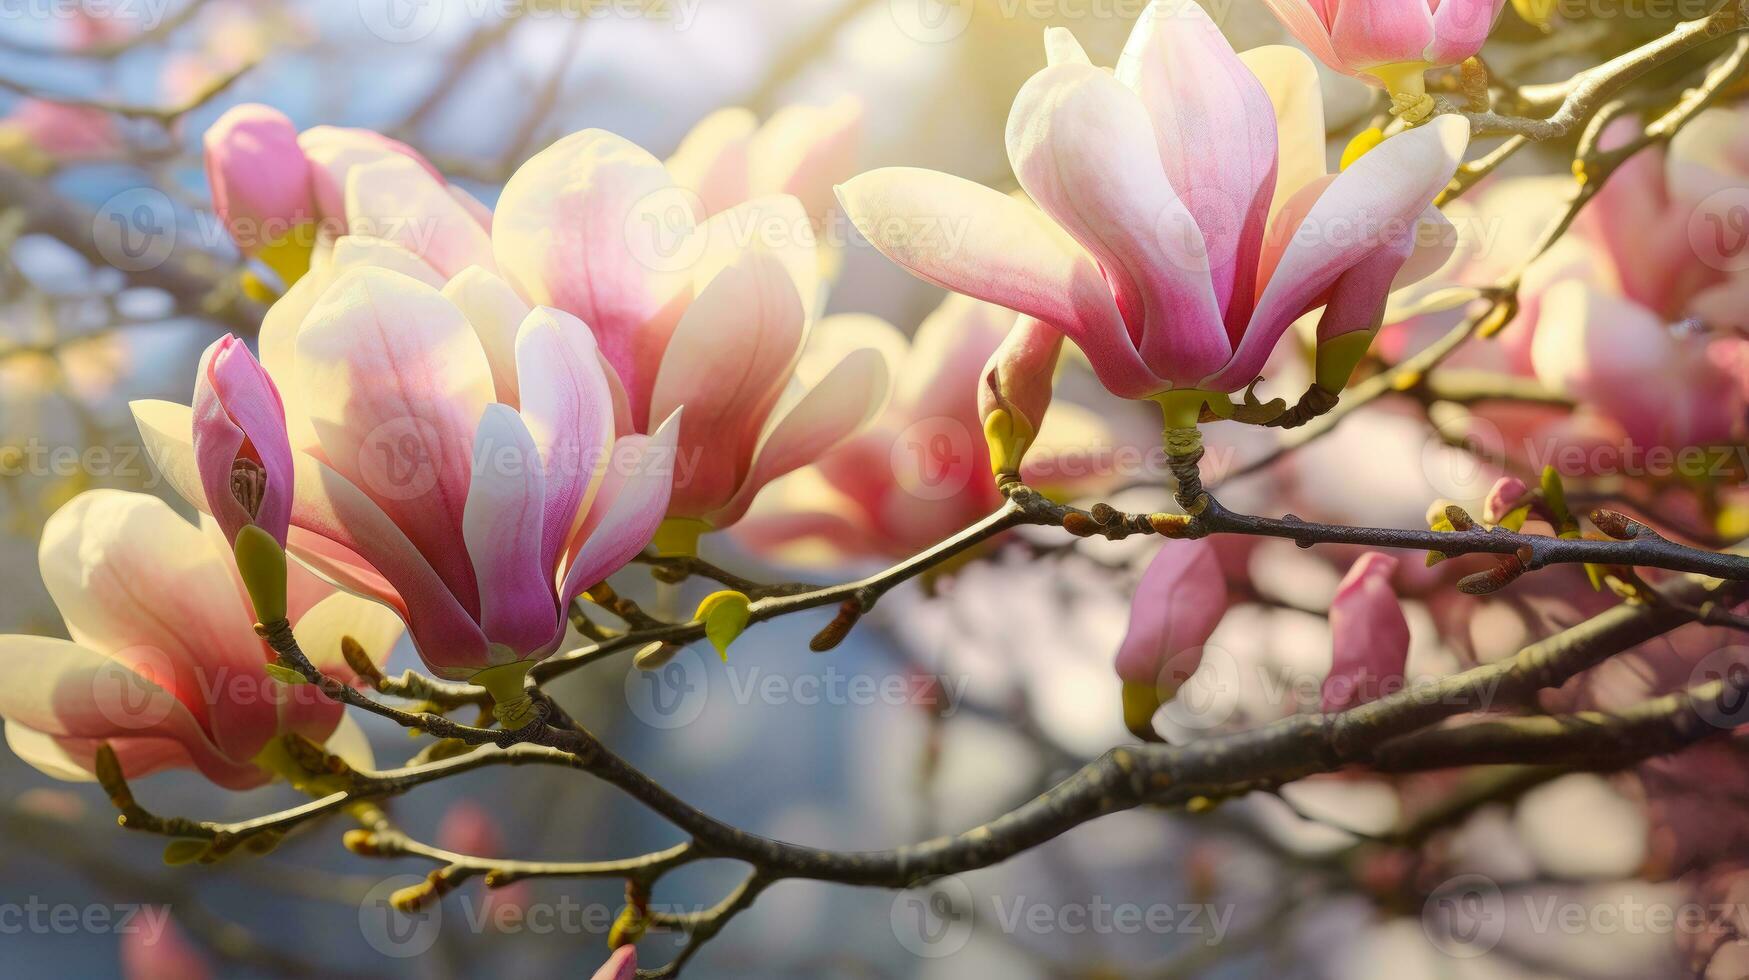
[1261, 0, 1507, 80]
[591, 946, 637, 980]
[1322, 552, 1410, 712]
[1483, 476, 1529, 525]
[202, 104, 315, 257]
[979, 315, 1063, 476]
[1115, 538, 1228, 737]
[192, 335, 293, 548]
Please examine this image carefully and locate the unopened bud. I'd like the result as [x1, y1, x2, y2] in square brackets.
[632, 641, 680, 670]
[342, 829, 381, 856]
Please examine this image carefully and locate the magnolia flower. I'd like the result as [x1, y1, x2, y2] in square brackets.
[1321, 552, 1410, 712]
[734, 296, 1106, 567]
[0, 99, 118, 175]
[494, 129, 891, 552]
[839, 1, 1467, 427]
[1530, 281, 1749, 454]
[1261, 0, 1507, 117]
[134, 269, 681, 709]
[1115, 537, 1229, 739]
[203, 102, 484, 284]
[0, 491, 398, 790]
[666, 95, 864, 229]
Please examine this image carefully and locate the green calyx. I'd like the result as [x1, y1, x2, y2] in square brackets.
[1315, 330, 1377, 393]
[472, 660, 539, 731]
[233, 524, 288, 624]
[653, 518, 710, 559]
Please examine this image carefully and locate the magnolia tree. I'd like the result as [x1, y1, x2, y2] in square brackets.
[7, 0, 1749, 977]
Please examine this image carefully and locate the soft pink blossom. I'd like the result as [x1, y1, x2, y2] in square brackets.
[134, 269, 680, 680]
[734, 296, 1106, 567]
[493, 130, 891, 538]
[667, 95, 863, 227]
[838, 1, 1467, 405]
[1261, 0, 1507, 83]
[0, 491, 397, 789]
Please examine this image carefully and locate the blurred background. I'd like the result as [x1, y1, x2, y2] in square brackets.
[1, 1, 1744, 978]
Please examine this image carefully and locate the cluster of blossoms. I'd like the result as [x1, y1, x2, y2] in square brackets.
[22, 0, 1719, 973]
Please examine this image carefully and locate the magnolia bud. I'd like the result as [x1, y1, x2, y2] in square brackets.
[193, 335, 293, 551]
[203, 104, 316, 281]
[1115, 539, 1228, 739]
[979, 316, 1063, 478]
[1322, 553, 1409, 712]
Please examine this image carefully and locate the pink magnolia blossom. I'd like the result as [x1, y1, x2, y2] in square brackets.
[493, 129, 891, 544]
[667, 95, 863, 227]
[0, 99, 118, 173]
[133, 268, 680, 682]
[0, 491, 398, 789]
[203, 103, 481, 279]
[838, 1, 1467, 412]
[1261, 0, 1507, 102]
[1115, 537, 1229, 738]
[734, 296, 1107, 567]
[1530, 280, 1749, 454]
[203, 104, 316, 258]
[1321, 552, 1410, 712]
[120, 910, 210, 980]
[192, 335, 293, 549]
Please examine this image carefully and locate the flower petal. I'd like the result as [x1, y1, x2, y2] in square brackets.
[464, 404, 557, 655]
[836, 168, 1152, 398]
[559, 410, 681, 605]
[667, 106, 756, 218]
[295, 267, 495, 617]
[0, 635, 264, 789]
[37, 491, 274, 764]
[515, 307, 616, 575]
[650, 248, 805, 519]
[1116, 0, 1279, 338]
[1239, 46, 1328, 226]
[713, 345, 890, 527]
[444, 265, 533, 405]
[298, 125, 441, 221]
[346, 156, 496, 279]
[493, 129, 693, 410]
[1212, 115, 1468, 391]
[1257, 0, 1348, 74]
[749, 95, 863, 225]
[1007, 62, 1228, 386]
